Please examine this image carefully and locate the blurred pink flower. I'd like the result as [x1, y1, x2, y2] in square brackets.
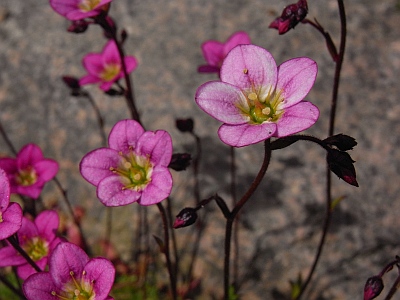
[0, 210, 62, 279]
[195, 44, 319, 147]
[198, 31, 251, 74]
[49, 0, 113, 21]
[0, 144, 59, 199]
[80, 119, 173, 206]
[79, 40, 138, 91]
[0, 169, 23, 240]
[23, 242, 115, 300]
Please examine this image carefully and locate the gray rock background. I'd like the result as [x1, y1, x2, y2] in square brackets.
[1, 0, 400, 299]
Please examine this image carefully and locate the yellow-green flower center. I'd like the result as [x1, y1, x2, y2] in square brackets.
[110, 150, 153, 191]
[0, 212, 3, 223]
[22, 237, 49, 261]
[16, 166, 38, 186]
[51, 271, 95, 300]
[78, 0, 101, 12]
[240, 86, 285, 124]
[100, 64, 121, 82]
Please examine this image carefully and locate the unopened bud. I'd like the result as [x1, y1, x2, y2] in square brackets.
[327, 149, 358, 187]
[324, 134, 357, 151]
[176, 118, 194, 133]
[168, 153, 192, 171]
[173, 207, 198, 229]
[269, 0, 308, 35]
[364, 276, 383, 300]
[67, 20, 89, 34]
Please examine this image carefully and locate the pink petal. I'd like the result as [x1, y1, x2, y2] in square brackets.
[0, 158, 17, 175]
[102, 40, 121, 65]
[223, 31, 251, 55]
[79, 148, 121, 186]
[50, 242, 89, 288]
[136, 131, 172, 167]
[49, 0, 80, 17]
[0, 202, 23, 240]
[139, 167, 172, 206]
[197, 65, 220, 73]
[34, 159, 59, 181]
[35, 210, 59, 242]
[18, 217, 38, 241]
[218, 122, 276, 147]
[82, 53, 104, 76]
[195, 81, 249, 124]
[220, 45, 277, 91]
[17, 144, 43, 169]
[84, 258, 115, 298]
[0, 169, 10, 210]
[276, 57, 318, 108]
[100, 81, 115, 91]
[108, 120, 145, 152]
[201, 40, 224, 66]
[15, 184, 43, 199]
[97, 175, 141, 206]
[0, 245, 25, 267]
[79, 74, 101, 86]
[17, 257, 47, 280]
[274, 101, 320, 137]
[124, 56, 138, 73]
[23, 272, 57, 300]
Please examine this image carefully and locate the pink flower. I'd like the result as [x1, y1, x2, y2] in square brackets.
[49, 0, 113, 21]
[23, 242, 115, 300]
[198, 31, 251, 74]
[0, 144, 59, 199]
[195, 44, 319, 147]
[0, 210, 62, 279]
[0, 169, 23, 240]
[269, 0, 308, 35]
[80, 119, 173, 206]
[79, 40, 138, 91]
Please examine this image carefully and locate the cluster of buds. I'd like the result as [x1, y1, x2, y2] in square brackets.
[269, 0, 308, 35]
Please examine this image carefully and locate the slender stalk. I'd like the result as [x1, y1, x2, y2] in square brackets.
[166, 197, 179, 278]
[7, 236, 41, 273]
[224, 139, 272, 299]
[296, 1, 346, 299]
[230, 146, 240, 290]
[384, 274, 400, 300]
[156, 202, 177, 300]
[0, 120, 17, 155]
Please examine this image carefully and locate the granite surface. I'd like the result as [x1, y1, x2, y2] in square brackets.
[1, 0, 400, 299]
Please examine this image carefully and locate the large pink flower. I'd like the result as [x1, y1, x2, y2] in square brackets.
[49, 0, 113, 21]
[198, 31, 251, 74]
[79, 40, 138, 91]
[0, 169, 23, 240]
[0, 210, 62, 279]
[23, 242, 115, 300]
[80, 120, 173, 206]
[195, 44, 319, 147]
[0, 144, 59, 199]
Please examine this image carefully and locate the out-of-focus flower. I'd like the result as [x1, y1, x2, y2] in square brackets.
[80, 119, 173, 206]
[23, 242, 115, 300]
[168, 153, 192, 171]
[327, 149, 358, 187]
[0, 169, 23, 240]
[79, 40, 137, 91]
[269, 0, 308, 35]
[0, 210, 62, 279]
[198, 31, 251, 74]
[176, 118, 194, 133]
[0, 144, 59, 199]
[49, 0, 113, 21]
[195, 44, 319, 147]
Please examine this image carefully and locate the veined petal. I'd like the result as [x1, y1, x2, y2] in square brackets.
[97, 176, 141, 206]
[35, 210, 59, 242]
[195, 81, 249, 124]
[274, 101, 319, 137]
[139, 167, 172, 206]
[84, 258, 115, 298]
[23, 272, 57, 300]
[50, 242, 89, 288]
[218, 122, 276, 147]
[136, 131, 172, 167]
[223, 31, 251, 55]
[0, 246, 25, 267]
[201, 40, 224, 66]
[276, 57, 317, 108]
[79, 148, 121, 185]
[34, 159, 59, 181]
[17, 144, 43, 169]
[0, 169, 10, 210]
[108, 119, 145, 152]
[220, 45, 277, 91]
[0, 202, 23, 240]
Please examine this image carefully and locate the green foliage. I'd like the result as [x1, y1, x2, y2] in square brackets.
[110, 274, 160, 300]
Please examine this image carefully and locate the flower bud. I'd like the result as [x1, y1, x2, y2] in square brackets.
[176, 118, 194, 133]
[327, 149, 358, 187]
[62, 76, 81, 96]
[173, 207, 198, 229]
[364, 276, 383, 300]
[324, 134, 357, 151]
[269, 0, 308, 35]
[168, 153, 192, 171]
[67, 20, 89, 34]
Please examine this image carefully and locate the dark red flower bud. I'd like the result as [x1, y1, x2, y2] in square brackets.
[168, 153, 192, 171]
[324, 134, 357, 151]
[62, 76, 80, 89]
[173, 207, 198, 229]
[364, 276, 384, 300]
[176, 118, 194, 133]
[269, 0, 308, 35]
[67, 20, 90, 34]
[104, 88, 124, 96]
[327, 149, 358, 187]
